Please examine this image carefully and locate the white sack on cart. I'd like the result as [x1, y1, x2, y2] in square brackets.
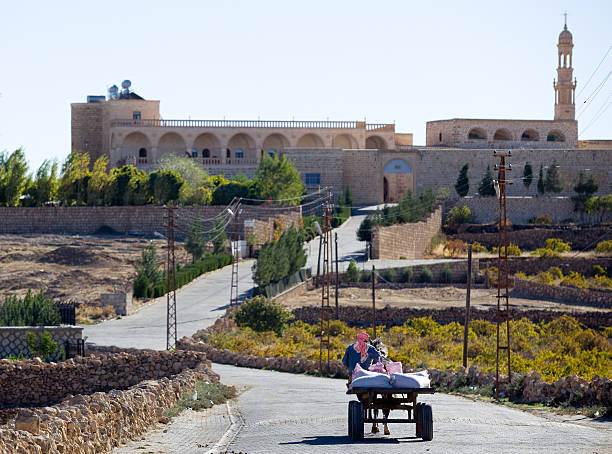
[350, 372, 392, 389]
[389, 370, 431, 389]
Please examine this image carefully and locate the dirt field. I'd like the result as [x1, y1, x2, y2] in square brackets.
[0, 234, 188, 315]
[284, 286, 611, 313]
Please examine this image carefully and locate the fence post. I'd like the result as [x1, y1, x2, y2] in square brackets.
[463, 244, 473, 368]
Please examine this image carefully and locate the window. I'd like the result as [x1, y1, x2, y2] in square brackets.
[235, 149, 244, 158]
[439, 133, 442, 142]
[191, 148, 198, 158]
[268, 148, 276, 157]
[138, 148, 147, 158]
[305, 173, 321, 186]
[202, 149, 210, 158]
[133, 111, 141, 120]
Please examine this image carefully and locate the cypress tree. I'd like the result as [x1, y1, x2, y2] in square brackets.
[537, 165, 545, 195]
[523, 162, 533, 190]
[455, 163, 470, 197]
[544, 160, 563, 193]
[477, 165, 496, 197]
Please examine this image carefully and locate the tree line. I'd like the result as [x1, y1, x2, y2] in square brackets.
[0, 149, 305, 207]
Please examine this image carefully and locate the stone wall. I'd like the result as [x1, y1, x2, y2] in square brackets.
[0, 350, 217, 454]
[512, 278, 612, 309]
[0, 326, 82, 361]
[0, 205, 302, 240]
[477, 257, 612, 276]
[100, 292, 132, 316]
[0, 349, 211, 408]
[452, 196, 612, 224]
[371, 206, 442, 259]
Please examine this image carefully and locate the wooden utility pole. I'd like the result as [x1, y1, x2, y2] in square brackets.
[463, 243, 473, 368]
[371, 265, 376, 339]
[319, 190, 333, 376]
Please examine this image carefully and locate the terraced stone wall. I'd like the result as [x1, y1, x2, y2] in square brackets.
[0, 326, 82, 361]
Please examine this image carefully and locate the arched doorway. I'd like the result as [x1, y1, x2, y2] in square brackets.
[383, 159, 413, 202]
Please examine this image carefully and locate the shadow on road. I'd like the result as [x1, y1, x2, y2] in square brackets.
[279, 435, 425, 446]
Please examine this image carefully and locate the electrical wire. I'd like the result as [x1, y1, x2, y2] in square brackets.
[577, 45, 612, 98]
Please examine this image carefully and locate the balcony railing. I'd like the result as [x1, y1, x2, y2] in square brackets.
[111, 118, 394, 131]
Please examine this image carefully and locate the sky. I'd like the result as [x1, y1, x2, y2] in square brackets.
[1, 0, 611, 170]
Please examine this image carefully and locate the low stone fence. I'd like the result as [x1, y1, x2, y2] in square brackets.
[0, 349, 211, 408]
[512, 278, 612, 309]
[178, 335, 612, 409]
[371, 206, 442, 259]
[0, 326, 83, 361]
[100, 292, 133, 316]
[0, 350, 217, 454]
[290, 305, 612, 330]
[478, 256, 612, 276]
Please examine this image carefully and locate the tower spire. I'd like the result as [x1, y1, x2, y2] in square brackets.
[554, 19, 576, 120]
[564, 11, 568, 29]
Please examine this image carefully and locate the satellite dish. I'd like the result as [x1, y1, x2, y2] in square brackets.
[121, 80, 131, 89]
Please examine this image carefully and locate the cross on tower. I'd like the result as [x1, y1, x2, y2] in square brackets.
[564, 11, 568, 28]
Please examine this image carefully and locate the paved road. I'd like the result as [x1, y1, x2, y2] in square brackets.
[213, 364, 612, 454]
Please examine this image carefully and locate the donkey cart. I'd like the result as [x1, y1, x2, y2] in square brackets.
[346, 387, 435, 441]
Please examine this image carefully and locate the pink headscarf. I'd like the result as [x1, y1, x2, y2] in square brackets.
[353, 332, 369, 363]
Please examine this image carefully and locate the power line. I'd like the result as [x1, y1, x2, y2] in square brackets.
[576, 45, 612, 98]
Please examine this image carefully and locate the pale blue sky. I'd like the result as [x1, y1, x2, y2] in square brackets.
[1, 0, 611, 170]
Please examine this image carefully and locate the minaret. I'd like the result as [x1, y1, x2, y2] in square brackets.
[553, 15, 576, 120]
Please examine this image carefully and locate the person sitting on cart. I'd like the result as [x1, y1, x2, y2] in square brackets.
[342, 332, 380, 380]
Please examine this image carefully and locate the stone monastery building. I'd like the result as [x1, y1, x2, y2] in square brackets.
[72, 22, 611, 205]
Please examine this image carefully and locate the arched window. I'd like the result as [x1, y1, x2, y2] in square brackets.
[235, 149, 244, 159]
[521, 129, 539, 141]
[191, 148, 198, 158]
[138, 148, 147, 158]
[467, 128, 486, 140]
[493, 129, 512, 141]
[202, 148, 210, 158]
[226, 149, 231, 158]
[268, 148, 276, 157]
[546, 130, 565, 142]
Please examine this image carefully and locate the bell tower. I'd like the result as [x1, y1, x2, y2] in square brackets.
[553, 15, 577, 120]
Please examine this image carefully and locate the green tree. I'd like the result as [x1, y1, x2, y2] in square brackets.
[537, 165, 545, 195]
[232, 296, 293, 336]
[357, 216, 373, 242]
[572, 170, 599, 211]
[544, 160, 563, 193]
[585, 195, 612, 222]
[25, 331, 58, 361]
[455, 163, 470, 197]
[0, 290, 61, 326]
[58, 150, 90, 205]
[344, 185, 353, 206]
[211, 216, 227, 254]
[211, 181, 252, 205]
[185, 220, 207, 262]
[477, 165, 496, 197]
[157, 154, 209, 189]
[252, 242, 275, 286]
[106, 165, 149, 205]
[523, 162, 534, 190]
[23, 159, 58, 206]
[0, 149, 29, 206]
[135, 242, 162, 287]
[253, 154, 305, 205]
[147, 170, 185, 204]
[87, 156, 109, 206]
[346, 260, 360, 282]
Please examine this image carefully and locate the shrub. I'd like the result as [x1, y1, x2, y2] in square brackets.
[430, 231, 447, 252]
[533, 248, 562, 259]
[595, 240, 612, 254]
[506, 373, 526, 401]
[419, 267, 433, 283]
[399, 255, 407, 260]
[561, 271, 588, 289]
[515, 271, 528, 280]
[345, 260, 360, 283]
[533, 271, 554, 285]
[548, 266, 564, 280]
[492, 243, 522, 256]
[25, 331, 58, 361]
[361, 270, 372, 283]
[486, 266, 499, 286]
[591, 275, 612, 289]
[400, 267, 414, 283]
[0, 290, 61, 326]
[252, 227, 306, 286]
[529, 214, 552, 225]
[593, 265, 607, 277]
[440, 263, 452, 283]
[133, 273, 150, 298]
[445, 205, 474, 228]
[543, 238, 571, 253]
[471, 241, 488, 253]
[233, 296, 293, 336]
[383, 268, 397, 283]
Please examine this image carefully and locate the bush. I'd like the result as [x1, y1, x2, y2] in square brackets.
[400, 267, 414, 283]
[471, 241, 488, 253]
[445, 205, 474, 229]
[345, 260, 360, 283]
[591, 275, 612, 289]
[252, 227, 306, 286]
[0, 290, 61, 326]
[595, 240, 612, 254]
[419, 267, 433, 283]
[430, 231, 447, 252]
[533, 248, 562, 259]
[233, 296, 293, 336]
[543, 238, 571, 253]
[133, 273, 150, 298]
[593, 265, 607, 277]
[561, 271, 588, 289]
[361, 270, 372, 283]
[440, 263, 452, 283]
[548, 266, 564, 280]
[515, 271, 528, 280]
[383, 268, 397, 283]
[529, 214, 552, 225]
[25, 331, 58, 361]
[506, 374, 526, 401]
[492, 243, 522, 256]
[533, 271, 554, 285]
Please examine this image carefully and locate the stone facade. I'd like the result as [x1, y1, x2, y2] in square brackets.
[100, 292, 133, 316]
[0, 350, 217, 454]
[512, 277, 611, 309]
[0, 326, 82, 361]
[0, 205, 301, 240]
[370, 206, 442, 259]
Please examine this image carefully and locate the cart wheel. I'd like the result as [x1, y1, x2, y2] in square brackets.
[421, 404, 433, 441]
[348, 400, 364, 441]
[415, 403, 423, 438]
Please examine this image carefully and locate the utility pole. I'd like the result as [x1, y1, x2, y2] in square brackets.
[494, 150, 512, 399]
[335, 232, 339, 320]
[165, 205, 177, 350]
[463, 243, 472, 368]
[319, 190, 333, 376]
[229, 198, 241, 308]
[371, 265, 376, 339]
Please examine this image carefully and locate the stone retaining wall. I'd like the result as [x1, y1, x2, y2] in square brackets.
[512, 278, 612, 309]
[477, 257, 612, 277]
[0, 326, 83, 361]
[0, 349, 210, 408]
[0, 205, 302, 239]
[0, 350, 217, 454]
[371, 206, 442, 259]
